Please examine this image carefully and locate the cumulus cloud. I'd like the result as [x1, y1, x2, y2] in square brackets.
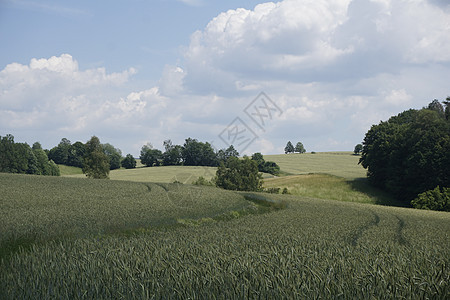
[2, 0, 450, 155]
[183, 0, 450, 94]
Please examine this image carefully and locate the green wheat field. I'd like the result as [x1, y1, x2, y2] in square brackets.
[1, 153, 449, 298]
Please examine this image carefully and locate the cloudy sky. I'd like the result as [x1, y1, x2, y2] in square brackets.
[1, 0, 449, 156]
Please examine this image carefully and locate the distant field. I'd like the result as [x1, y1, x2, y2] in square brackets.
[265, 152, 366, 179]
[1, 172, 449, 298]
[64, 165, 217, 183]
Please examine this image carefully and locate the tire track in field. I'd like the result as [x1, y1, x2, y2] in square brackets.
[349, 210, 380, 247]
[394, 215, 409, 246]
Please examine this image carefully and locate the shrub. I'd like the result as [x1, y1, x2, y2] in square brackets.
[265, 187, 280, 194]
[193, 176, 214, 186]
[215, 157, 263, 191]
[411, 186, 450, 211]
[121, 154, 136, 169]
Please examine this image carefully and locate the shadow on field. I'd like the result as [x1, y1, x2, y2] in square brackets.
[348, 178, 408, 207]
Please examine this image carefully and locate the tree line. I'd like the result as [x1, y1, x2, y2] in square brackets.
[359, 98, 450, 211]
[0, 135, 60, 176]
[284, 141, 306, 154]
[139, 138, 281, 175]
[0, 135, 281, 180]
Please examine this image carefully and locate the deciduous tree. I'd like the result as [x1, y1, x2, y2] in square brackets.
[284, 141, 294, 154]
[83, 136, 110, 179]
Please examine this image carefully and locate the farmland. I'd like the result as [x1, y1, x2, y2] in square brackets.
[265, 152, 366, 179]
[1, 153, 449, 298]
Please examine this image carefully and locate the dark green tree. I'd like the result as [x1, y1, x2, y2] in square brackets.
[294, 142, 306, 153]
[121, 154, 137, 169]
[33, 147, 51, 175]
[427, 99, 444, 117]
[251, 152, 280, 176]
[182, 138, 217, 166]
[162, 140, 183, 166]
[217, 145, 239, 164]
[215, 157, 263, 191]
[48, 138, 71, 165]
[354, 144, 363, 155]
[284, 141, 294, 154]
[360, 101, 450, 205]
[140, 145, 162, 167]
[83, 136, 110, 179]
[32, 142, 42, 150]
[411, 186, 450, 212]
[68, 141, 86, 168]
[102, 143, 122, 170]
[443, 96, 450, 121]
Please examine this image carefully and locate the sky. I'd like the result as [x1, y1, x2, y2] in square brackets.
[1, 0, 449, 156]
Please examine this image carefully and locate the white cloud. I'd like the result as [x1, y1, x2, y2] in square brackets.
[2, 0, 450, 155]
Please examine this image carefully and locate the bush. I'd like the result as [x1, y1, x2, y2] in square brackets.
[121, 154, 136, 169]
[215, 157, 263, 191]
[265, 187, 280, 194]
[411, 186, 450, 212]
[282, 187, 290, 194]
[193, 176, 214, 186]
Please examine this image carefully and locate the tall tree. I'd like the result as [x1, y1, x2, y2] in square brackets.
[360, 101, 450, 204]
[294, 142, 306, 153]
[217, 145, 239, 164]
[48, 138, 71, 165]
[354, 144, 363, 155]
[182, 138, 217, 166]
[215, 157, 263, 191]
[83, 136, 110, 179]
[102, 143, 122, 170]
[443, 96, 450, 121]
[68, 141, 86, 168]
[162, 139, 183, 166]
[284, 141, 294, 154]
[121, 154, 137, 169]
[140, 145, 162, 167]
[251, 152, 280, 176]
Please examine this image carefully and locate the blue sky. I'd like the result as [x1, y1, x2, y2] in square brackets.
[1, 0, 450, 156]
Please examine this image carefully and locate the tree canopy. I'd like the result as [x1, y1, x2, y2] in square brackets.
[0, 134, 59, 176]
[294, 142, 306, 153]
[140, 145, 162, 167]
[215, 157, 263, 191]
[359, 100, 450, 205]
[83, 136, 110, 179]
[284, 141, 294, 154]
[121, 154, 136, 169]
[251, 152, 280, 176]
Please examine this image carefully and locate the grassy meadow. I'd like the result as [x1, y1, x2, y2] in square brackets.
[265, 152, 366, 179]
[62, 165, 217, 184]
[1, 152, 449, 298]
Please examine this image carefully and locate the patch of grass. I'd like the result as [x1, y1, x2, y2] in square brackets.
[264, 174, 399, 205]
[57, 164, 83, 176]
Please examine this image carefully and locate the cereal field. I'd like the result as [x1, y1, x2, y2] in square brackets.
[1, 172, 449, 298]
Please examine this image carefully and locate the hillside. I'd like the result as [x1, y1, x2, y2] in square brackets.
[1, 172, 449, 298]
[264, 152, 366, 179]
